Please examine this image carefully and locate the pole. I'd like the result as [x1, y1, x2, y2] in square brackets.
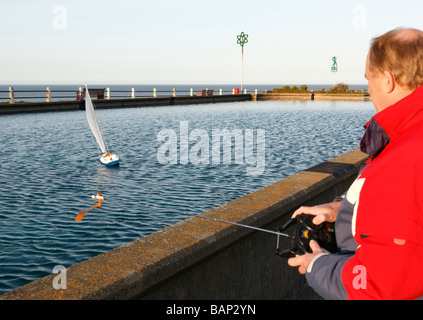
[237, 31, 248, 94]
[9, 87, 15, 104]
[241, 46, 244, 92]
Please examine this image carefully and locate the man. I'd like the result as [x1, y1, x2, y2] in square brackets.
[288, 28, 423, 299]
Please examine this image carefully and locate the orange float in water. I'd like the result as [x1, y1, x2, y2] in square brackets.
[75, 193, 104, 222]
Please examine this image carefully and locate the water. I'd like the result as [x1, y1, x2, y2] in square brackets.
[0, 99, 375, 295]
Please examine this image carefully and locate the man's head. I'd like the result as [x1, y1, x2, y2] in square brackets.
[365, 28, 423, 112]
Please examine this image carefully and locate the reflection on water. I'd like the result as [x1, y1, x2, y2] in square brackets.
[0, 100, 375, 294]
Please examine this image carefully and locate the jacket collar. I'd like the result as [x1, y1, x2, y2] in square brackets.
[360, 85, 423, 157]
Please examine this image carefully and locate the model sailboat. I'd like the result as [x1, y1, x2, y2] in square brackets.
[85, 84, 120, 166]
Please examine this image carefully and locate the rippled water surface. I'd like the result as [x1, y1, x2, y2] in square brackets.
[0, 99, 375, 294]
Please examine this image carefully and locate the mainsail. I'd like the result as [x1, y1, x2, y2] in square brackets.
[85, 84, 107, 154]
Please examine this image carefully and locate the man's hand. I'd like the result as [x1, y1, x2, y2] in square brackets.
[288, 201, 341, 274]
[287, 240, 323, 274]
[292, 201, 342, 225]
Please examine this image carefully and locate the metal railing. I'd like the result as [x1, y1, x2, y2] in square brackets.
[0, 87, 264, 104]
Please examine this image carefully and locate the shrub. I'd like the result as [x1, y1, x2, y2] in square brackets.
[272, 85, 309, 93]
[329, 83, 349, 93]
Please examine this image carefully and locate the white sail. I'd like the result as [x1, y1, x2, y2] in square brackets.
[85, 84, 107, 154]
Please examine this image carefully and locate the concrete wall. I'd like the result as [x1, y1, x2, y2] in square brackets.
[0, 149, 368, 300]
[256, 93, 371, 101]
[0, 94, 252, 115]
[0, 92, 371, 115]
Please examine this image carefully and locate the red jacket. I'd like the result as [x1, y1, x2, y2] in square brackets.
[306, 85, 423, 299]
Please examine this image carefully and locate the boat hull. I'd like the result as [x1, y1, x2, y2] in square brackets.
[100, 153, 120, 166]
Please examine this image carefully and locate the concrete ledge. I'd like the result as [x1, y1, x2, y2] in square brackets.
[0, 149, 368, 300]
[257, 92, 371, 101]
[0, 94, 252, 115]
[313, 93, 371, 101]
[257, 93, 313, 100]
[0, 92, 372, 116]
[0, 93, 372, 116]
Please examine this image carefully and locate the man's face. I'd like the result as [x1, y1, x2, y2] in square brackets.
[365, 53, 390, 113]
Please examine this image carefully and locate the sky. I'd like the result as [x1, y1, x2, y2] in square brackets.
[1, 0, 423, 85]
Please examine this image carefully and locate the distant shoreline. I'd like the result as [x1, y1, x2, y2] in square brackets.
[0, 84, 369, 91]
[0, 91, 371, 115]
[0, 84, 369, 104]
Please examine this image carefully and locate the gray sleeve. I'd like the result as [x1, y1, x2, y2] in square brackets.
[305, 252, 353, 300]
[333, 191, 347, 202]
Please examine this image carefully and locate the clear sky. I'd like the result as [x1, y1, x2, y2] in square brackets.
[1, 0, 423, 85]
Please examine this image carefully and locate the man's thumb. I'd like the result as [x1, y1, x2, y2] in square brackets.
[309, 240, 322, 253]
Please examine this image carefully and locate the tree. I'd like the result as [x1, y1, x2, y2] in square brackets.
[329, 83, 349, 93]
[300, 85, 308, 92]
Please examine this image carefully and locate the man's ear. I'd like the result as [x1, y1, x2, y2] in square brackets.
[383, 70, 395, 94]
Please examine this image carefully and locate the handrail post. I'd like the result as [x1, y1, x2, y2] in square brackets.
[173, 88, 176, 97]
[9, 87, 15, 104]
[220, 88, 222, 95]
[106, 87, 110, 100]
[190, 88, 193, 96]
[46, 87, 51, 102]
[131, 88, 135, 99]
[153, 88, 156, 98]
